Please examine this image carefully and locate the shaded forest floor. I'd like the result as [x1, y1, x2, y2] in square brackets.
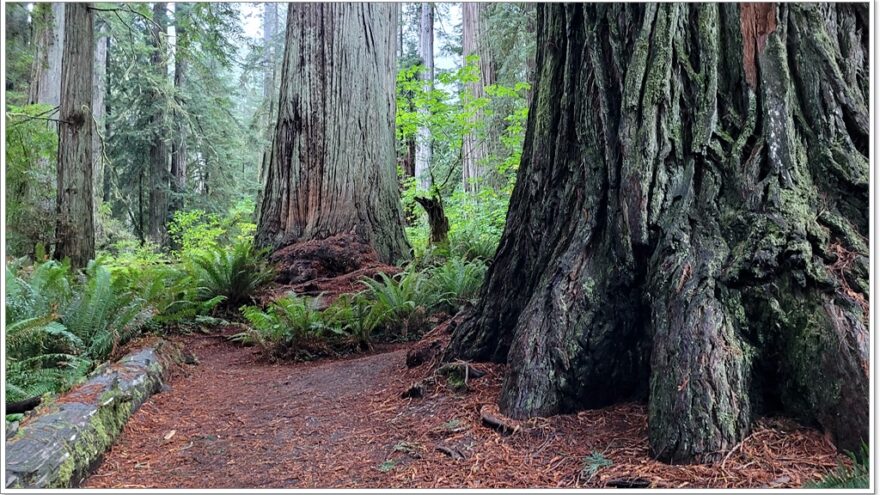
[83, 329, 846, 489]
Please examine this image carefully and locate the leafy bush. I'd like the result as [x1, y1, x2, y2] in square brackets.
[5, 104, 58, 258]
[168, 198, 258, 255]
[185, 240, 274, 308]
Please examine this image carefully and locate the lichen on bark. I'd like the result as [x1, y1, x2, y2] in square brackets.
[446, 3, 868, 464]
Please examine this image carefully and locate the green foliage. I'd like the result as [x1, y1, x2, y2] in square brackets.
[185, 239, 274, 308]
[396, 55, 528, 261]
[428, 257, 487, 311]
[581, 452, 613, 481]
[360, 270, 434, 336]
[322, 293, 386, 350]
[62, 261, 147, 361]
[4, 259, 147, 401]
[4, 104, 58, 257]
[5, 260, 73, 324]
[807, 444, 869, 488]
[168, 198, 257, 254]
[239, 294, 328, 348]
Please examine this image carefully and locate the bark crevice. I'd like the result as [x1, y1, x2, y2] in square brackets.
[446, 3, 868, 464]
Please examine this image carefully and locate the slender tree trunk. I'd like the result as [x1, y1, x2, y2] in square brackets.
[170, 3, 189, 215]
[147, 3, 169, 245]
[28, 3, 64, 107]
[256, 2, 279, 216]
[103, 35, 112, 204]
[54, 3, 94, 268]
[415, 2, 434, 190]
[256, 3, 410, 264]
[446, 3, 868, 464]
[92, 17, 108, 236]
[461, 2, 496, 193]
[262, 2, 278, 131]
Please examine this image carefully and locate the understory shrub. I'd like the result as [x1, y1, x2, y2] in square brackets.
[238, 254, 489, 359]
[807, 445, 869, 488]
[184, 239, 274, 309]
[4, 259, 148, 403]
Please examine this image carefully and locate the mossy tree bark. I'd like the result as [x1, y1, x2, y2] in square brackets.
[54, 3, 95, 268]
[256, 3, 410, 264]
[446, 3, 868, 464]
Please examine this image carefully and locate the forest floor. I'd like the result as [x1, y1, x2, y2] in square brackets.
[82, 328, 847, 489]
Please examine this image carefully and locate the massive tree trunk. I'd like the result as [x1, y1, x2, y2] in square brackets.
[414, 2, 434, 190]
[446, 3, 868, 464]
[54, 3, 94, 268]
[28, 3, 64, 107]
[170, 3, 189, 215]
[147, 3, 169, 245]
[461, 2, 496, 193]
[255, 3, 410, 264]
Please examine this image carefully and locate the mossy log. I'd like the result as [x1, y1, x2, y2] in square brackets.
[5, 341, 182, 488]
[446, 3, 868, 464]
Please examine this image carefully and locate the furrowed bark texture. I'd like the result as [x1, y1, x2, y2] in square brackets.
[446, 3, 868, 464]
[256, 3, 409, 264]
[147, 3, 169, 245]
[54, 3, 95, 268]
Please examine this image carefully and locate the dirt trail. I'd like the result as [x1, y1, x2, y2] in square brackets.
[84, 333, 846, 489]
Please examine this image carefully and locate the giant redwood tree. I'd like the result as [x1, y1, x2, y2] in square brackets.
[256, 3, 409, 263]
[54, 3, 95, 268]
[446, 3, 869, 464]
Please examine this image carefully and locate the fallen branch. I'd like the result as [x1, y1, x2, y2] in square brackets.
[479, 405, 518, 436]
[435, 444, 466, 460]
[6, 396, 42, 415]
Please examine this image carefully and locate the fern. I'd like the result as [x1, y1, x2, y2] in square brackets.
[186, 240, 274, 308]
[6, 315, 83, 358]
[5, 260, 72, 323]
[360, 269, 435, 336]
[61, 261, 146, 361]
[807, 444, 869, 488]
[239, 294, 330, 350]
[323, 293, 385, 349]
[427, 257, 487, 311]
